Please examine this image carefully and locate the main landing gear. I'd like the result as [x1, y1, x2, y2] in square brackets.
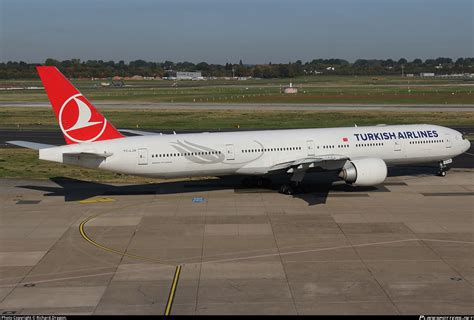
[279, 182, 303, 195]
[240, 177, 304, 195]
[279, 183, 293, 195]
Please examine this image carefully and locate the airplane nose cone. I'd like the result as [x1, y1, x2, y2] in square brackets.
[465, 139, 471, 152]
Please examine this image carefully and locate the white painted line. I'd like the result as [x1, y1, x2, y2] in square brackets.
[2, 237, 472, 288]
[0, 264, 172, 289]
[0, 252, 46, 267]
[196, 238, 474, 265]
[0, 265, 117, 284]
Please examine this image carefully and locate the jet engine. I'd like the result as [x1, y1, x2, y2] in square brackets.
[339, 158, 387, 186]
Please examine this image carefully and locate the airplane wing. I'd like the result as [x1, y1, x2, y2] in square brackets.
[269, 154, 349, 182]
[7, 141, 55, 150]
[63, 151, 113, 158]
[118, 129, 159, 136]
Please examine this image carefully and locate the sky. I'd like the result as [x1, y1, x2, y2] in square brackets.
[1, 0, 473, 64]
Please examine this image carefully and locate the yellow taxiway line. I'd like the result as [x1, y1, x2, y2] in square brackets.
[79, 209, 182, 315]
[164, 265, 182, 316]
[79, 215, 171, 265]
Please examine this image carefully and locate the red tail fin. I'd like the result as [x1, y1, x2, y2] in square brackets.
[37, 66, 124, 144]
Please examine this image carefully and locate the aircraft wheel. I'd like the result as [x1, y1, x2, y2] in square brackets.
[279, 184, 293, 195]
[437, 161, 449, 177]
[279, 184, 286, 194]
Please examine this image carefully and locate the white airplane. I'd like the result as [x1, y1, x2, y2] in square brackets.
[8, 67, 471, 195]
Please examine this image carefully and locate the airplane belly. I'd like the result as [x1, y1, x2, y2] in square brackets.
[184, 161, 240, 177]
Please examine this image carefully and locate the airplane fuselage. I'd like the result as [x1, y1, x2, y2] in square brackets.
[40, 124, 470, 179]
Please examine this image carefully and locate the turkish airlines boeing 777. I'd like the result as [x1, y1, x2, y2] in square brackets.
[8, 67, 471, 194]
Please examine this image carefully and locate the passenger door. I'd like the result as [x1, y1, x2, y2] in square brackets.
[306, 140, 315, 156]
[445, 133, 452, 148]
[138, 148, 148, 165]
[225, 144, 235, 160]
[394, 140, 402, 151]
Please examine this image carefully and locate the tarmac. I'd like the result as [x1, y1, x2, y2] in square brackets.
[0, 166, 473, 315]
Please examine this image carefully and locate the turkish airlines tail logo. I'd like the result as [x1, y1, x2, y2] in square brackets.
[65, 97, 102, 132]
[37, 66, 123, 144]
[59, 93, 109, 143]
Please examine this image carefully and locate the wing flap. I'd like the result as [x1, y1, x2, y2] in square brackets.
[269, 154, 349, 172]
[269, 154, 349, 182]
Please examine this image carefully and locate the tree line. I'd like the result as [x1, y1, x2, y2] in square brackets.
[0, 57, 473, 79]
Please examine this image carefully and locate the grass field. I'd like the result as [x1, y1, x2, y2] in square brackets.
[1, 108, 474, 130]
[1, 75, 473, 104]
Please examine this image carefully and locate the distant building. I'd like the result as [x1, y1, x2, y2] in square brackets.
[283, 83, 298, 94]
[436, 73, 473, 79]
[420, 72, 435, 77]
[166, 71, 203, 80]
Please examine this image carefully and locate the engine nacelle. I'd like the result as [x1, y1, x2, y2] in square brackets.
[339, 158, 387, 186]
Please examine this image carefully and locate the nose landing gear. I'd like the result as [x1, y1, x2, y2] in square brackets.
[437, 160, 451, 177]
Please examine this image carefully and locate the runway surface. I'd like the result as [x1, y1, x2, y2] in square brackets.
[0, 169, 473, 315]
[1, 102, 474, 111]
[1, 127, 473, 169]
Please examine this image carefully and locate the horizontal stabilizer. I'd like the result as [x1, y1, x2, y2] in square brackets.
[63, 151, 113, 158]
[7, 140, 55, 150]
[119, 129, 159, 136]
